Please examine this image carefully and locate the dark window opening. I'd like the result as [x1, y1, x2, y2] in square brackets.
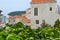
[50, 7, 52, 11]
[0, 18, 2, 22]
[34, 8, 38, 16]
[9, 20, 10, 22]
[36, 20, 39, 24]
[42, 20, 45, 24]
[13, 20, 15, 22]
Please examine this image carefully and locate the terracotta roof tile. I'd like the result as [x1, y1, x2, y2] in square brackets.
[25, 18, 30, 23]
[9, 16, 30, 23]
[32, 0, 55, 3]
[0, 22, 6, 24]
[9, 16, 26, 19]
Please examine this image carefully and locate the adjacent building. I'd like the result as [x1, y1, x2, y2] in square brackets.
[0, 10, 7, 27]
[8, 11, 30, 25]
[26, 8, 31, 18]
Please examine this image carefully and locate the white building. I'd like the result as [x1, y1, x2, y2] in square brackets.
[0, 10, 7, 27]
[26, 0, 60, 29]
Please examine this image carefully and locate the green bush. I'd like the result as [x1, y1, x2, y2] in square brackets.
[0, 21, 60, 40]
[54, 19, 60, 27]
[6, 33, 20, 40]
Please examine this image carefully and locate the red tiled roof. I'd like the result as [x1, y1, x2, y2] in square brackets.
[25, 18, 30, 23]
[9, 16, 25, 19]
[0, 22, 6, 24]
[9, 16, 30, 23]
[32, 0, 55, 3]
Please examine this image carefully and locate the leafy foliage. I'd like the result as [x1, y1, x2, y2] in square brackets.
[0, 21, 60, 40]
[54, 19, 60, 27]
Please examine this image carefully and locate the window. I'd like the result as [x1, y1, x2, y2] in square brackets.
[42, 20, 45, 24]
[36, 20, 39, 24]
[13, 19, 15, 22]
[41, 20, 45, 27]
[0, 18, 2, 22]
[12, 18, 15, 22]
[34, 8, 38, 16]
[50, 7, 52, 11]
[9, 20, 10, 22]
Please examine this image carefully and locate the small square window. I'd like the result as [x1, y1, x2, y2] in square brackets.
[36, 20, 39, 24]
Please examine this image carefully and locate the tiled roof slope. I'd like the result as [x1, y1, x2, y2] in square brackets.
[9, 16, 25, 19]
[0, 22, 6, 24]
[9, 16, 30, 23]
[32, 0, 55, 3]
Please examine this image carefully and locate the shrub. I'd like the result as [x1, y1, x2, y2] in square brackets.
[0, 21, 60, 40]
[54, 19, 60, 28]
[6, 33, 20, 40]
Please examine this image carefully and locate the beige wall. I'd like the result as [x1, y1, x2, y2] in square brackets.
[9, 18, 22, 24]
[16, 18, 20, 23]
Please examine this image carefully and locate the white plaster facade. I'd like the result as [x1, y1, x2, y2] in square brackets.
[28, 1, 60, 29]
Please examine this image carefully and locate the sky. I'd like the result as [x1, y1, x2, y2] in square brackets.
[0, 0, 60, 16]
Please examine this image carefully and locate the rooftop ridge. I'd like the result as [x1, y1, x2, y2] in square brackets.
[32, 0, 56, 3]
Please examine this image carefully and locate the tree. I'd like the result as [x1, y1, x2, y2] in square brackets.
[0, 21, 60, 40]
[54, 19, 60, 27]
[15, 22, 24, 28]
